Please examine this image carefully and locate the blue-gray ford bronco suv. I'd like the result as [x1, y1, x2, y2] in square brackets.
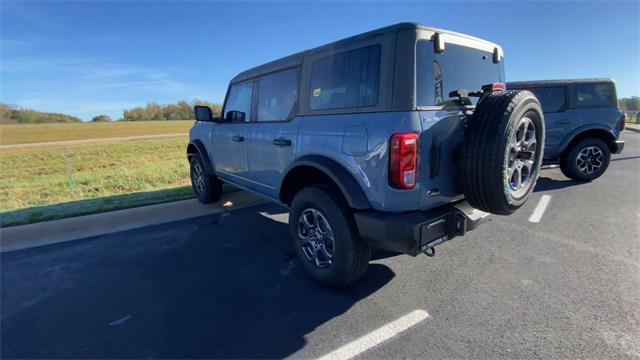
[188, 23, 545, 287]
[508, 79, 625, 181]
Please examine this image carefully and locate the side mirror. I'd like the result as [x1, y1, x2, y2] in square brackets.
[194, 105, 214, 122]
[225, 110, 246, 123]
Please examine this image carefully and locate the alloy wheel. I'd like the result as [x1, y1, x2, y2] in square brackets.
[192, 162, 205, 195]
[297, 208, 335, 268]
[507, 116, 538, 198]
[576, 146, 604, 174]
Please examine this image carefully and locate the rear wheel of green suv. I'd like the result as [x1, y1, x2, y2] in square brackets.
[289, 185, 370, 288]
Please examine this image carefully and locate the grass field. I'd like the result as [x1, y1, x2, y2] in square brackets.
[0, 120, 193, 145]
[0, 129, 236, 227]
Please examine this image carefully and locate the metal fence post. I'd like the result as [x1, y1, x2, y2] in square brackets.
[63, 147, 76, 193]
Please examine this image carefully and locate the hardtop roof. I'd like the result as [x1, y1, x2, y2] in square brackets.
[507, 78, 615, 88]
[230, 22, 501, 84]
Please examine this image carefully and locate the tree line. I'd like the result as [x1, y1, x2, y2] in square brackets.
[0, 100, 222, 124]
[0, 103, 82, 124]
[120, 100, 221, 121]
[618, 97, 640, 112]
[2, 97, 637, 125]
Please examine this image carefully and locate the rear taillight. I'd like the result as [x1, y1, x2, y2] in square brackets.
[481, 82, 506, 93]
[620, 113, 626, 131]
[389, 133, 419, 189]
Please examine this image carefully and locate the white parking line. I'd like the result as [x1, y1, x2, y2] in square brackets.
[318, 310, 430, 360]
[529, 195, 551, 223]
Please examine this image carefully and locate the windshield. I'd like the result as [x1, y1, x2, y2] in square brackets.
[416, 40, 504, 106]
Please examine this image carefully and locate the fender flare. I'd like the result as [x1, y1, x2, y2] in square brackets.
[187, 139, 215, 175]
[280, 155, 371, 210]
[557, 124, 617, 154]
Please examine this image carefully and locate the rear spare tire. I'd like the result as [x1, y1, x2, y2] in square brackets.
[461, 90, 545, 215]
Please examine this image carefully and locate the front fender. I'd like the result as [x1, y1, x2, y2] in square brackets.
[187, 139, 215, 175]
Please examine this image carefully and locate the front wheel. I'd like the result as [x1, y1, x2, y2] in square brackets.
[560, 138, 611, 181]
[190, 154, 223, 204]
[289, 186, 370, 288]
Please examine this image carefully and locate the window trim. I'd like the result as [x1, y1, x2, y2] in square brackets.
[253, 66, 301, 124]
[298, 34, 392, 116]
[570, 82, 617, 110]
[220, 79, 255, 125]
[308, 43, 383, 112]
[521, 85, 568, 113]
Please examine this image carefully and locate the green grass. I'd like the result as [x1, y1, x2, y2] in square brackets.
[0, 136, 224, 227]
[1, 137, 194, 212]
[0, 185, 237, 227]
[0, 120, 193, 145]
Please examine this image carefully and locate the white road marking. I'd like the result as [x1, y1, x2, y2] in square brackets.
[259, 211, 289, 224]
[528, 195, 551, 223]
[318, 310, 430, 360]
[108, 315, 131, 326]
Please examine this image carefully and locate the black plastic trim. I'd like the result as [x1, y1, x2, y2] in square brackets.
[187, 140, 215, 175]
[281, 155, 371, 210]
[354, 200, 487, 256]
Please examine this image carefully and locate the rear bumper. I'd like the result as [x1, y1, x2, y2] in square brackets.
[353, 201, 490, 256]
[613, 140, 624, 154]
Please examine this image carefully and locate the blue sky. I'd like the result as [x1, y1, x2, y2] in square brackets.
[1, 1, 638, 120]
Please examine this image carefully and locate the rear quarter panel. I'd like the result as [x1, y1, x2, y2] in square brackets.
[294, 109, 467, 213]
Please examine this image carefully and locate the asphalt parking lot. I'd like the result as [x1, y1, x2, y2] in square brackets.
[2, 131, 639, 359]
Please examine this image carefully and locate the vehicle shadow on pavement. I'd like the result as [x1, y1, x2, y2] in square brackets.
[534, 176, 581, 192]
[0, 204, 395, 359]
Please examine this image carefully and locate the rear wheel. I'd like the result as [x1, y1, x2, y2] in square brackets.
[460, 90, 545, 215]
[190, 154, 223, 204]
[289, 186, 370, 288]
[560, 138, 610, 181]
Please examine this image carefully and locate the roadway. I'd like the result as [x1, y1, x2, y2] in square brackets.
[2, 131, 638, 359]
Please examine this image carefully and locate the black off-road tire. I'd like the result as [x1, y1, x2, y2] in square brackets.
[189, 154, 223, 204]
[560, 138, 611, 181]
[461, 90, 545, 215]
[289, 185, 371, 288]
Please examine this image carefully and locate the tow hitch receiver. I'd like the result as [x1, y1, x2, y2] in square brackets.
[420, 213, 467, 257]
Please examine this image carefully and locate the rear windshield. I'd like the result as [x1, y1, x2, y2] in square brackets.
[416, 40, 503, 106]
[573, 83, 616, 109]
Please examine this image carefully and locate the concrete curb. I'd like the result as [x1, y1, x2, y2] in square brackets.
[0, 191, 266, 253]
[624, 124, 640, 133]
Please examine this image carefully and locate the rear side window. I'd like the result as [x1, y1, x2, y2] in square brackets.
[257, 69, 298, 122]
[528, 86, 566, 113]
[417, 41, 503, 106]
[223, 82, 253, 122]
[574, 83, 615, 109]
[310, 45, 381, 110]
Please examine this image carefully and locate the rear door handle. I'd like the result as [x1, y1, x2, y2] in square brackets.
[232, 135, 244, 142]
[273, 138, 292, 147]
